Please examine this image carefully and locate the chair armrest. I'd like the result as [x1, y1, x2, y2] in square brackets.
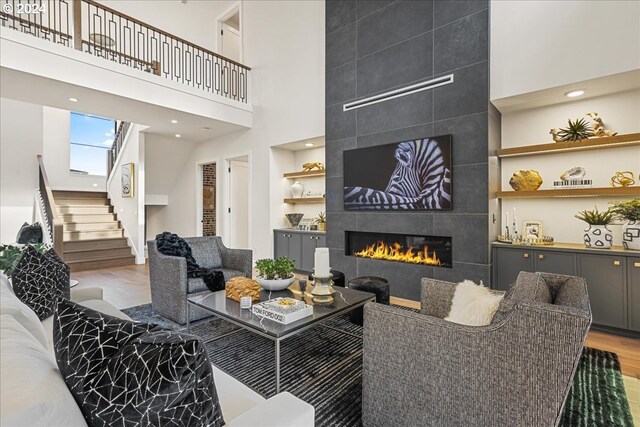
[70, 287, 103, 303]
[226, 392, 314, 427]
[420, 278, 457, 318]
[148, 247, 188, 292]
[220, 245, 253, 278]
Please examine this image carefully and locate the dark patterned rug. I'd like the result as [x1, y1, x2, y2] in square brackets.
[122, 304, 634, 427]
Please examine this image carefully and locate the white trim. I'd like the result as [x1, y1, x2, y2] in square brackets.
[216, 2, 243, 63]
[224, 152, 252, 250]
[195, 157, 219, 237]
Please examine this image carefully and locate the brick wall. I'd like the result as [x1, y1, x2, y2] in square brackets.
[203, 163, 216, 236]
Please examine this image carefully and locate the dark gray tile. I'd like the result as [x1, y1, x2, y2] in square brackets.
[325, 176, 344, 213]
[357, 32, 433, 97]
[326, 0, 357, 34]
[357, 123, 435, 149]
[434, 112, 487, 166]
[326, 23, 356, 70]
[433, 213, 489, 264]
[326, 104, 355, 142]
[451, 163, 488, 213]
[357, 0, 433, 58]
[434, 0, 487, 27]
[488, 102, 501, 154]
[356, 212, 433, 236]
[326, 62, 357, 107]
[356, 257, 433, 300]
[357, 87, 433, 136]
[356, 0, 396, 19]
[329, 248, 357, 283]
[433, 61, 488, 121]
[326, 212, 356, 249]
[433, 261, 490, 286]
[434, 10, 488, 74]
[326, 137, 356, 178]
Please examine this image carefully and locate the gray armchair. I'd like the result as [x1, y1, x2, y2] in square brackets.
[362, 271, 591, 427]
[147, 236, 252, 324]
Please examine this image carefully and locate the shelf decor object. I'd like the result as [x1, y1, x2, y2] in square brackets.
[285, 213, 304, 228]
[509, 170, 543, 191]
[610, 171, 635, 187]
[575, 207, 615, 249]
[586, 112, 618, 138]
[610, 198, 640, 251]
[302, 162, 325, 172]
[496, 132, 640, 158]
[290, 181, 304, 198]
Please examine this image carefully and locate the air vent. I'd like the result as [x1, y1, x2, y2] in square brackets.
[342, 74, 454, 112]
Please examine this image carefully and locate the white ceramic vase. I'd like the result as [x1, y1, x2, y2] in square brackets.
[290, 181, 304, 198]
[256, 275, 295, 291]
[583, 225, 613, 249]
[622, 220, 640, 251]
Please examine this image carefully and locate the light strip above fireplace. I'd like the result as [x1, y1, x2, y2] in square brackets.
[342, 74, 454, 112]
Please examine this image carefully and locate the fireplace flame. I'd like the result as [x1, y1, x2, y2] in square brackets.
[354, 241, 441, 266]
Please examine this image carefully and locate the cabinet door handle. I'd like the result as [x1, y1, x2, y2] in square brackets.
[613, 260, 621, 266]
[635, 262, 640, 268]
[523, 253, 529, 258]
[538, 254, 544, 260]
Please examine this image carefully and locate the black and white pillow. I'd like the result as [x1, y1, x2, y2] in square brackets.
[54, 299, 224, 427]
[11, 246, 70, 320]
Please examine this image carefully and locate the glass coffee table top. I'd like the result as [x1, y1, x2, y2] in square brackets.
[187, 284, 375, 339]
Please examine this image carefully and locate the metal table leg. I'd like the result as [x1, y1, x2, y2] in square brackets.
[186, 302, 191, 333]
[275, 339, 281, 394]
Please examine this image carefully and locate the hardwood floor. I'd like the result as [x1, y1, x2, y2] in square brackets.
[72, 264, 639, 422]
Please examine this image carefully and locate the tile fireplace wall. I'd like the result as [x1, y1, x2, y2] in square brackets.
[325, 0, 498, 299]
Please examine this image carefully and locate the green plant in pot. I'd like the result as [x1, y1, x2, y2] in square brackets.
[610, 198, 640, 250]
[255, 257, 296, 291]
[0, 244, 48, 277]
[316, 211, 327, 232]
[575, 206, 615, 249]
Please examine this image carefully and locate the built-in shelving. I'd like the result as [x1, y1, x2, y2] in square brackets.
[497, 187, 640, 199]
[283, 197, 325, 204]
[283, 170, 326, 179]
[496, 133, 640, 158]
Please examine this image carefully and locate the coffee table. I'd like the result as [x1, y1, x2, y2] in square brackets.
[186, 284, 375, 393]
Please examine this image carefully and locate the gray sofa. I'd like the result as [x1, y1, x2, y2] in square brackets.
[147, 236, 252, 324]
[362, 271, 592, 427]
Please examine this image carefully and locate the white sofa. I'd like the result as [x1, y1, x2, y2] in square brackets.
[0, 274, 315, 426]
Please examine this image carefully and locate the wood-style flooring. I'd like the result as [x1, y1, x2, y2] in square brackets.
[72, 264, 639, 423]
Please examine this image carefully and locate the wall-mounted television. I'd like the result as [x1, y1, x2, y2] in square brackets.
[343, 135, 452, 211]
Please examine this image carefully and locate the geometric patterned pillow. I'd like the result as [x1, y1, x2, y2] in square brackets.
[11, 246, 70, 320]
[53, 299, 224, 427]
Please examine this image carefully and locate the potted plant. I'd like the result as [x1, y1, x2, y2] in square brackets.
[0, 244, 48, 277]
[316, 211, 327, 232]
[575, 207, 615, 249]
[255, 257, 296, 291]
[610, 198, 640, 250]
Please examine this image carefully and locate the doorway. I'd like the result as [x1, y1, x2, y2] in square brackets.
[202, 163, 216, 236]
[218, 5, 241, 62]
[226, 155, 249, 249]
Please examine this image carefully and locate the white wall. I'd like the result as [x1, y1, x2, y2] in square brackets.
[500, 89, 640, 245]
[0, 98, 42, 243]
[490, 1, 640, 100]
[108, 125, 146, 263]
[149, 0, 325, 260]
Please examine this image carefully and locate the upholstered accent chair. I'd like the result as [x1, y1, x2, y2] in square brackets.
[147, 236, 252, 324]
[362, 272, 592, 427]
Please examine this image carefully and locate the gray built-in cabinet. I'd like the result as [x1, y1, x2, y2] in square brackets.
[492, 243, 640, 333]
[274, 229, 326, 272]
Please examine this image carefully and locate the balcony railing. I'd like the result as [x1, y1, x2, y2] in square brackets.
[1, 0, 250, 103]
[107, 120, 130, 177]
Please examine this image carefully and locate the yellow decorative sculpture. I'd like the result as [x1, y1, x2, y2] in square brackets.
[586, 112, 618, 137]
[509, 170, 543, 191]
[302, 162, 325, 172]
[610, 171, 635, 187]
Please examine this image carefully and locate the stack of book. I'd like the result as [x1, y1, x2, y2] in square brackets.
[252, 297, 313, 324]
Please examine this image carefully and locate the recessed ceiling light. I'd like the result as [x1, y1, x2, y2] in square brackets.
[69, 97, 78, 102]
[175, 134, 181, 138]
[564, 90, 585, 98]
[171, 119, 178, 124]
[305, 143, 314, 147]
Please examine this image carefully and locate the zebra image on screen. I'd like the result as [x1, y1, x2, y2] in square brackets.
[344, 138, 452, 210]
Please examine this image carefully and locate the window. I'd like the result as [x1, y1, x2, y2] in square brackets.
[70, 112, 116, 176]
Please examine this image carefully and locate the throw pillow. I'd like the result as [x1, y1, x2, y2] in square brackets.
[54, 299, 224, 427]
[16, 222, 43, 244]
[11, 246, 70, 320]
[444, 280, 503, 326]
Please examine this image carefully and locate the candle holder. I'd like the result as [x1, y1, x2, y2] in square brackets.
[310, 274, 335, 304]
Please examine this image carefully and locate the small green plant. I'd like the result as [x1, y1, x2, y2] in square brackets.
[0, 244, 48, 276]
[575, 206, 615, 225]
[316, 211, 326, 225]
[255, 257, 295, 280]
[558, 118, 594, 142]
[609, 199, 640, 222]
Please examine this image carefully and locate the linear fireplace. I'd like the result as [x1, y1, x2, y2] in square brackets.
[345, 231, 452, 268]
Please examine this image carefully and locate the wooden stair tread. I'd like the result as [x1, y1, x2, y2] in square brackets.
[66, 254, 135, 264]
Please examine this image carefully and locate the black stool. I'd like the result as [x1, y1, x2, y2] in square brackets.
[347, 276, 390, 326]
[308, 269, 345, 288]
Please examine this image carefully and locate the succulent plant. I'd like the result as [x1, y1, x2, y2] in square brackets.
[0, 244, 49, 276]
[316, 211, 326, 224]
[255, 257, 295, 280]
[609, 199, 640, 222]
[557, 118, 594, 142]
[575, 206, 615, 225]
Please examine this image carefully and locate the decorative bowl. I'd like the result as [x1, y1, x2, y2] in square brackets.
[285, 213, 304, 228]
[256, 275, 295, 291]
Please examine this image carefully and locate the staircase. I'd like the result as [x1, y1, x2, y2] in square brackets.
[53, 191, 135, 272]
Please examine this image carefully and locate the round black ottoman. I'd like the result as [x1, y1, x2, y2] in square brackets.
[347, 276, 390, 326]
[308, 269, 345, 288]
